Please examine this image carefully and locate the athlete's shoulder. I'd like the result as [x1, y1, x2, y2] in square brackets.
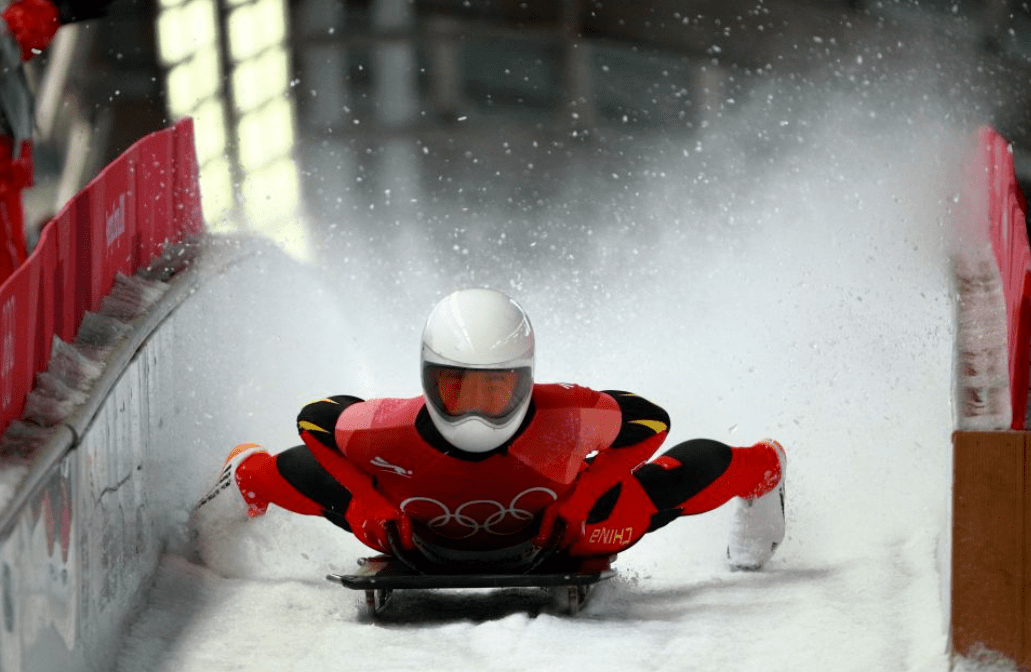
[329, 395, 425, 457]
[531, 383, 618, 411]
[297, 394, 423, 441]
[338, 395, 424, 431]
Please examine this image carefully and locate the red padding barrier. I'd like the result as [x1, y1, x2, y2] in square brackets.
[980, 127, 1031, 429]
[0, 118, 203, 436]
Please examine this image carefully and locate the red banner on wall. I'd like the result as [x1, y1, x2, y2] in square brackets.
[51, 203, 81, 344]
[0, 118, 203, 437]
[135, 129, 175, 264]
[979, 126, 1031, 428]
[85, 144, 138, 311]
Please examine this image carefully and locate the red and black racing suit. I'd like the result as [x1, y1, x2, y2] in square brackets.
[232, 385, 782, 570]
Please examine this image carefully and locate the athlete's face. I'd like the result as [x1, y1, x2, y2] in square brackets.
[436, 368, 522, 418]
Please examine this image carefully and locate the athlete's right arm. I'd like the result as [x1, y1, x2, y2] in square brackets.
[232, 396, 413, 553]
[295, 396, 413, 552]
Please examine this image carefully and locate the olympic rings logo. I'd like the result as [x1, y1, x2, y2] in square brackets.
[399, 488, 558, 539]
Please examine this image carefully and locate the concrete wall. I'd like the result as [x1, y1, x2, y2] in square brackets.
[0, 263, 197, 672]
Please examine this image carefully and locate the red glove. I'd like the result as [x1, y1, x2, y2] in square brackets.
[3, 0, 60, 61]
[534, 444, 649, 550]
[344, 491, 414, 554]
[534, 488, 594, 551]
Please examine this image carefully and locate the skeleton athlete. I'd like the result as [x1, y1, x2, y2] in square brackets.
[195, 288, 786, 573]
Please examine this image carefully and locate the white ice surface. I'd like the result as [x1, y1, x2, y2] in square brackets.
[113, 80, 1013, 672]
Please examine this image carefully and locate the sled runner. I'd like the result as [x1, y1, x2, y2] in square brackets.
[327, 555, 615, 617]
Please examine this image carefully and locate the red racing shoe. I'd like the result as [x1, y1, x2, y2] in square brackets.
[727, 439, 787, 571]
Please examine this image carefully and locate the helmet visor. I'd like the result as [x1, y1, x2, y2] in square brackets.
[423, 364, 532, 424]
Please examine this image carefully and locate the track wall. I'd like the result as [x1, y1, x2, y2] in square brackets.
[0, 119, 204, 672]
[951, 128, 1031, 670]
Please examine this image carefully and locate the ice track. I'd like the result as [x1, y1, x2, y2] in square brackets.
[116, 92, 972, 672]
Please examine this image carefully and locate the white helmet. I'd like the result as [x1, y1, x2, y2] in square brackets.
[421, 288, 535, 453]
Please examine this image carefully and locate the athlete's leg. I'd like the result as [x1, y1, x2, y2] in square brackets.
[233, 445, 354, 528]
[639, 438, 782, 519]
[195, 395, 367, 529]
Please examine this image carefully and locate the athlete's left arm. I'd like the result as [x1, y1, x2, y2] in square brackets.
[536, 390, 670, 547]
[568, 390, 670, 503]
